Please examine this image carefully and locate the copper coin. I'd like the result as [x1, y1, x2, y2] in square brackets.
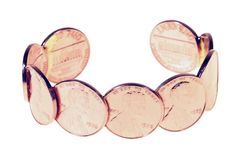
[198, 33, 213, 65]
[27, 65, 57, 125]
[22, 44, 48, 101]
[54, 80, 108, 136]
[157, 75, 206, 131]
[197, 50, 218, 111]
[42, 28, 90, 83]
[104, 84, 164, 139]
[150, 20, 199, 73]
[23, 43, 48, 74]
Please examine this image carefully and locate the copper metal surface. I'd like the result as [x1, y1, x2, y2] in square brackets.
[197, 50, 218, 111]
[23, 43, 48, 74]
[42, 28, 90, 83]
[157, 75, 206, 131]
[27, 66, 57, 125]
[22, 67, 29, 101]
[150, 20, 199, 73]
[105, 84, 164, 139]
[22, 22, 218, 138]
[22, 44, 48, 101]
[54, 80, 108, 136]
[199, 33, 213, 65]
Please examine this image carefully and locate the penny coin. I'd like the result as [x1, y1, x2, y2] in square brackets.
[104, 84, 164, 139]
[157, 75, 206, 131]
[54, 80, 108, 136]
[197, 50, 218, 111]
[22, 44, 48, 102]
[23, 43, 48, 74]
[27, 66, 57, 125]
[42, 28, 90, 83]
[150, 20, 199, 73]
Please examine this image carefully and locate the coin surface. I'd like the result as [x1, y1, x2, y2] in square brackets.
[42, 28, 90, 83]
[104, 84, 164, 139]
[27, 66, 57, 125]
[54, 80, 108, 136]
[22, 44, 48, 102]
[197, 50, 218, 111]
[157, 75, 206, 131]
[23, 43, 48, 74]
[150, 20, 199, 73]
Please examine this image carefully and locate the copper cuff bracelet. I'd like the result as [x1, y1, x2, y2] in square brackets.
[22, 20, 218, 139]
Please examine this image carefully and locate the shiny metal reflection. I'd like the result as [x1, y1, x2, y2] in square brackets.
[42, 28, 90, 83]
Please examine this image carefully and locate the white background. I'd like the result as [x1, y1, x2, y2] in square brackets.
[0, 0, 234, 158]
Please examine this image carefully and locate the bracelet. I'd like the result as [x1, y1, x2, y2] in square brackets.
[22, 20, 218, 139]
